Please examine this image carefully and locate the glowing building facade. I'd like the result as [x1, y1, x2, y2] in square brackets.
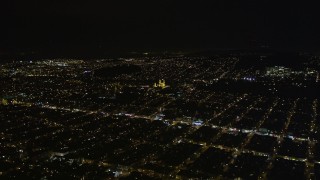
[153, 79, 166, 89]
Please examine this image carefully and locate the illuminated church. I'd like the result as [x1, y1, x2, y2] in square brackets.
[153, 79, 166, 89]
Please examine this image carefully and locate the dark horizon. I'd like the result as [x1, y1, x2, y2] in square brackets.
[2, 1, 320, 56]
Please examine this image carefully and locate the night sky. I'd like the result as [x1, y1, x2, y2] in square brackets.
[2, 1, 320, 54]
